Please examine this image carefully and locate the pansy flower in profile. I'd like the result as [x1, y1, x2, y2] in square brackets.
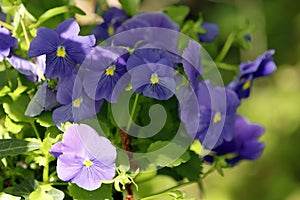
[198, 21, 219, 43]
[52, 74, 102, 127]
[127, 48, 176, 100]
[0, 25, 17, 62]
[81, 46, 129, 103]
[181, 81, 240, 149]
[204, 115, 265, 166]
[28, 18, 95, 79]
[93, 7, 129, 41]
[50, 124, 117, 191]
[228, 50, 277, 99]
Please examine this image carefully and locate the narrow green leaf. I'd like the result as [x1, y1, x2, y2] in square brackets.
[119, 0, 140, 16]
[68, 183, 113, 200]
[0, 139, 41, 158]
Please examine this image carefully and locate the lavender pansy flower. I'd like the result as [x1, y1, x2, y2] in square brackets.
[93, 7, 129, 41]
[81, 46, 129, 102]
[53, 74, 102, 127]
[198, 21, 219, 43]
[127, 48, 176, 100]
[205, 115, 265, 166]
[182, 40, 202, 89]
[50, 124, 117, 191]
[182, 81, 240, 149]
[228, 50, 277, 99]
[28, 18, 95, 79]
[0, 25, 17, 61]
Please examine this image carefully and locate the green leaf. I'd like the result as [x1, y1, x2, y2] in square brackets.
[29, 188, 53, 200]
[35, 112, 54, 128]
[174, 152, 203, 182]
[2, 94, 34, 123]
[41, 186, 64, 200]
[68, 183, 113, 200]
[165, 5, 190, 26]
[119, 0, 140, 16]
[4, 116, 23, 134]
[0, 139, 41, 158]
[0, 86, 11, 97]
[4, 179, 39, 199]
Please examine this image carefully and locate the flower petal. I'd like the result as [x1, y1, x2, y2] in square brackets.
[28, 28, 59, 57]
[55, 18, 80, 38]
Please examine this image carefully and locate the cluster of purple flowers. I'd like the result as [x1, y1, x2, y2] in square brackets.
[0, 6, 277, 190]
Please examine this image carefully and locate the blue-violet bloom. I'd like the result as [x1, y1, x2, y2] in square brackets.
[81, 46, 129, 102]
[93, 7, 129, 41]
[0, 25, 17, 61]
[50, 124, 117, 190]
[198, 21, 219, 43]
[228, 50, 277, 99]
[28, 18, 95, 79]
[53, 74, 102, 127]
[127, 48, 176, 100]
[204, 115, 265, 166]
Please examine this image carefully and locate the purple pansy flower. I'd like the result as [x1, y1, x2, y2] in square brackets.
[113, 13, 180, 50]
[92, 7, 129, 41]
[182, 40, 202, 89]
[198, 21, 219, 43]
[181, 81, 240, 149]
[50, 124, 117, 191]
[28, 18, 95, 79]
[52, 74, 102, 127]
[205, 115, 265, 166]
[228, 50, 277, 99]
[127, 48, 176, 100]
[0, 26, 17, 61]
[81, 46, 129, 103]
[7, 54, 45, 82]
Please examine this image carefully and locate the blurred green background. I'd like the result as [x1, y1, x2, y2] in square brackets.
[184, 0, 300, 199]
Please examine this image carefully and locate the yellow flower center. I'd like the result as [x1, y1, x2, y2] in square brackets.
[242, 80, 251, 90]
[106, 66, 116, 76]
[84, 159, 93, 168]
[73, 97, 83, 108]
[213, 112, 221, 124]
[108, 25, 115, 36]
[56, 46, 66, 57]
[150, 73, 159, 84]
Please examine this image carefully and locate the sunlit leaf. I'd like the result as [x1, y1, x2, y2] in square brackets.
[0, 139, 41, 158]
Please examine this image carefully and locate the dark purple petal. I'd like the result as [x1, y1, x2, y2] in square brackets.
[52, 104, 74, 126]
[28, 28, 59, 57]
[92, 23, 109, 41]
[198, 21, 219, 43]
[103, 7, 128, 24]
[49, 142, 63, 157]
[0, 26, 18, 60]
[55, 18, 80, 39]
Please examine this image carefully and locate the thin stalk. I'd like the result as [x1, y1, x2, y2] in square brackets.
[20, 18, 30, 49]
[0, 20, 13, 30]
[43, 153, 50, 183]
[30, 122, 41, 142]
[126, 93, 139, 132]
[215, 32, 236, 62]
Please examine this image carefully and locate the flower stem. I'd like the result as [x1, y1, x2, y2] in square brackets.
[126, 93, 139, 132]
[30, 122, 41, 142]
[0, 20, 13, 30]
[43, 153, 50, 183]
[4, 61, 12, 88]
[215, 32, 236, 62]
[20, 17, 30, 49]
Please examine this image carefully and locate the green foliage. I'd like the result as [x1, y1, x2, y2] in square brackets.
[119, 0, 141, 16]
[165, 6, 190, 26]
[68, 183, 113, 200]
[0, 139, 40, 158]
[4, 179, 39, 199]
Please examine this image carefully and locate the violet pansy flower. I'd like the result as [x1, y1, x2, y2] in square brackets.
[93, 7, 129, 41]
[198, 21, 219, 43]
[50, 124, 117, 191]
[205, 115, 265, 166]
[28, 18, 95, 79]
[127, 48, 176, 100]
[228, 50, 277, 99]
[0, 25, 17, 62]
